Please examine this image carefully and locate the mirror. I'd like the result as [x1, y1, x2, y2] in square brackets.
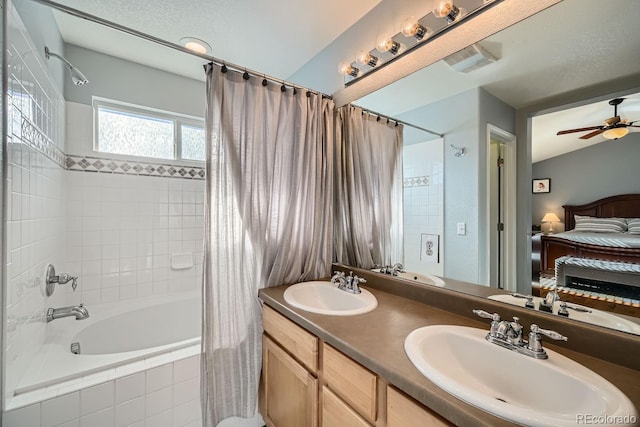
[348, 0, 640, 335]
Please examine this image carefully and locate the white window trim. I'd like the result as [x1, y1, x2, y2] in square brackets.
[92, 96, 205, 162]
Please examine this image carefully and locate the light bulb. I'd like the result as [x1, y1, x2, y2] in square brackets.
[401, 17, 431, 40]
[338, 61, 359, 77]
[376, 35, 401, 55]
[356, 50, 379, 67]
[433, 1, 465, 23]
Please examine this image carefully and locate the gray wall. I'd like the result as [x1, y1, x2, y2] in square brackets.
[399, 88, 481, 284]
[13, 0, 65, 92]
[64, 44, 205, 117]
[532, 133, 640, 227]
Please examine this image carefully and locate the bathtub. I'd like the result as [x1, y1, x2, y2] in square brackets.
[10, 291, 201, 407]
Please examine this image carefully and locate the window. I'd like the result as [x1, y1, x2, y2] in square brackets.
[94, 98, 205, 161]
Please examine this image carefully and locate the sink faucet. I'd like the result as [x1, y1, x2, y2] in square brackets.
[539, 288, 559, 313]
[473, 309, 567, 359]
[331, 271, 365, 294]
[46, 304, 89, 322]
[379, 263, 405, 276]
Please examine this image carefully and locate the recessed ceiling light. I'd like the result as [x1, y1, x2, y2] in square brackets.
[180, 37, 212, 55]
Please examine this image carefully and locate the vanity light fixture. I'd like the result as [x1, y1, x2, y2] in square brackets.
[433, 1, 466, 23]
[44, 46, 88, 85]
[602, 127, 629, 140]
[180, 37, 212, 55]
[401, 17, 431, 40]
[338, 62, 359, 77]
[356, 51, 379, 68]
[337, 0, 501, 85]
[376, 35, 402, 55]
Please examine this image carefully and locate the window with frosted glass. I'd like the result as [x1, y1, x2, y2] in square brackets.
[94, 99, 205, 162]
[181, 124, 206, 161]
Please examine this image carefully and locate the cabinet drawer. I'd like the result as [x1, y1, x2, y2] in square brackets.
[263, 305, 318, 372]
[387, 386, 452, 427]
[322, 343, 377, 422]
[321, 386, 371, 427]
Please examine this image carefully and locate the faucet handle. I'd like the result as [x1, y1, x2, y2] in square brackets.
[531, 324, 568, 342]
[473, 309, 500, 322]
[332, 270, 345, 277]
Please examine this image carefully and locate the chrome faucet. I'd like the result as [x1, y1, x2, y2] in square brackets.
[379, 263, 405, 276]
[45, 264, 78, 296]
[539, 288, 559, 313]
[331, 271, 365, 294]
[473, 309, 567, 359]
[46, 304, 89, 322]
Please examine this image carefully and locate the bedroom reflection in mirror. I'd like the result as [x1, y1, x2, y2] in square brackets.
[534, 194, 640, 328]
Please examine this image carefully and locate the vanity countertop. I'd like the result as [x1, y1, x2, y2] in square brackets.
[259, 282, 640, 427]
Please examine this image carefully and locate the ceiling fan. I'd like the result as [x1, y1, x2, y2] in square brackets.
[556, 98, 640, 140]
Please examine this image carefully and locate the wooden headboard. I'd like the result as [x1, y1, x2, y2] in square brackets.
[564, 194, 640, 230]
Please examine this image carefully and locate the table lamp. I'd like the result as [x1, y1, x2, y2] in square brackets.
[541, 212, 561, 234]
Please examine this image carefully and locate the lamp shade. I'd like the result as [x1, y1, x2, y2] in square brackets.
[541, 213, 560, 223]
[603, 127, 629, 140]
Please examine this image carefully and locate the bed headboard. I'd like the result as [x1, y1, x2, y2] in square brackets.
[563, 194, 640, 230]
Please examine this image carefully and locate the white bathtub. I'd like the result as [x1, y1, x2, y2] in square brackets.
[12, 292, 201, 402]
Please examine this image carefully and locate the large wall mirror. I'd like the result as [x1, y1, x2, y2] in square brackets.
[344, 0, 640, 336]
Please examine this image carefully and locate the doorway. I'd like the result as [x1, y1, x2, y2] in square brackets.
[486, 125, 516, 290]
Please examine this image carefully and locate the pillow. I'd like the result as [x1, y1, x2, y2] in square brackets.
[573, 215, 627, 233]
[627, 218, 640, 235]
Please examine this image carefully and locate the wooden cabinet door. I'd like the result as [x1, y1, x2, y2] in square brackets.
[321, 386, 371, 427]
[262, 335, 318, 427]
[387, 386, 452, 427]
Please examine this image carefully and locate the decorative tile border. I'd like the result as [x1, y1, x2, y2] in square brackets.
[66, 155, 206, 180]
[15, 115, 67, 169]
[403, 176, 430, 187]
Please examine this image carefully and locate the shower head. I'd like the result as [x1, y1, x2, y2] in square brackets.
[45, 46, 89, 86]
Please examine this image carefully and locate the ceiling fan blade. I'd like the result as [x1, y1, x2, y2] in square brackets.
[628, 125, 640, 128]
[556, 126, 602, 135]
[580, 129, 605, 139]
[604, 116, 621, 126]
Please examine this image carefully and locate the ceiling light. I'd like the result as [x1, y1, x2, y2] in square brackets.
[401, 17, 431, 40]
[603, 127, 629, 140]
[433, 1, 465, 23]
[180, 37, 212, 55]
[356, 51, 379, 67]
[338, 62, 359, 77]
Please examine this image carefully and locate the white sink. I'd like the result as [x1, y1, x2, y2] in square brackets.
[405, 325, 637, 426]
[372, 269, 445, 287]
[283, 281, 377, 316]
[488, 294, 640, 336]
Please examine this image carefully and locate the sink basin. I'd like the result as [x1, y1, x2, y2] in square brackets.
[283, 281, 377, 316]
[488, 294, 640, 335]
[372, 269, 445, 287]
[405, 325, 637, 426]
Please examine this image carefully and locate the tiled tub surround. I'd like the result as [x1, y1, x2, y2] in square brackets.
[60, 171, 204, 306]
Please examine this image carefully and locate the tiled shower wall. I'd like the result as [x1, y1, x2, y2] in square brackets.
[4, 5, 205, 409]
[60, 171, 204, 306]
[4, 10, 68, 401]
[403, 139, 444, 276]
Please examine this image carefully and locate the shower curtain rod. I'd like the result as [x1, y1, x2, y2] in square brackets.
[350, 104, 444, 138]
[29, 0, 331, 98]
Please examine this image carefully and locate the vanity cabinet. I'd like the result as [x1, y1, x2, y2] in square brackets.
[261, 305, 453, 427]
[262, 306, 318, 427]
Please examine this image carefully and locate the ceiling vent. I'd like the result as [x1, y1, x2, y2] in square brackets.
[443, 43, 498, 73]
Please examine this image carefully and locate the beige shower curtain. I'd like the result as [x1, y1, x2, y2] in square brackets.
[201, 64, 335, 426]
[334, 105, 404, 268]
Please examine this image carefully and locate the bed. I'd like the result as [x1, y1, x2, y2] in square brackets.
[538, 194, 640, 316]
[540, 194, 640, 277]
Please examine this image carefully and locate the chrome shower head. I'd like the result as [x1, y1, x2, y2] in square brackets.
[45, 46, 89, 86]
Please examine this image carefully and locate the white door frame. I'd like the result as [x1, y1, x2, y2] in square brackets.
[486, 124, 517, 291]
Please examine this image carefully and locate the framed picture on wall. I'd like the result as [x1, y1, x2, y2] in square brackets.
[532, 178, 550, 194]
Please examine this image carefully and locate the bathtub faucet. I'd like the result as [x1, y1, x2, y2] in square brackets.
[46, 304, 90, 322]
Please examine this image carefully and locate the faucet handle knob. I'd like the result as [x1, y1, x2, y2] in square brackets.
[333, 271, 345, 277]
[473, 309, 500, 322]
[530, 324, 567, 341]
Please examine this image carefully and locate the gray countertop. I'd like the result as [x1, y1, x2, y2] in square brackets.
[259, 282, 640, 427]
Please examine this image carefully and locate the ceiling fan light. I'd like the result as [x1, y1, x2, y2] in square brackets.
[603, 127, 629, 140]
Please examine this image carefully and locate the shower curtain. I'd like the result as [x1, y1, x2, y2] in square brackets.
[334, 105, 404, 268]
[201, 64, 335, 426]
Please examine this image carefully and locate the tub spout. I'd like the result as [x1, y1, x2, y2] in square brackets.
[46, 304, 90, 322]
